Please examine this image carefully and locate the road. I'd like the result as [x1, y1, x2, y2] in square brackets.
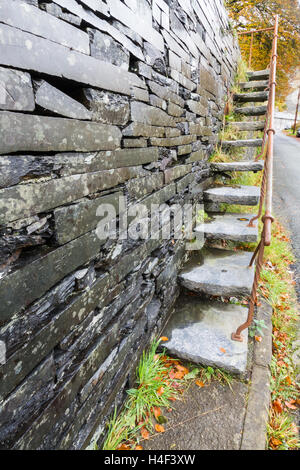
[273, 132, 300, 299]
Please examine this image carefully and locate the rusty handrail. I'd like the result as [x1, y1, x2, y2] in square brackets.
[238, 26, 275, 68]
[232, 15, 279, 342]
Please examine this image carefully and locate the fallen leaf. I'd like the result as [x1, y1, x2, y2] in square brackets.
[195, 380, 205, 388]
[153, 407, 161, 420]
[285, 376, 292, 385]
[160, 337, 169, 342]
[169, 397, 176, 402]
[141, 427, 150, 440]
[157, 386, 164, 396]
[270, 437, 282, 449]
[285, 401, 297, 410]
[175, 364, 189, 375]
[117, 444, 131, 450]
[155, 424, 165, 433]
[273, 399, 283, 414]
[255, 336, 262, 342]
[220, 347, 226, 354]
[135, 445, 143, 450]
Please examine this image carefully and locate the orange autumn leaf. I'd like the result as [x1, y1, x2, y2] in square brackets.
[175, 364, 189, 375]
[195, 380, 205, 388]
[141, 427, 150, 440]
[169, 396, 176, 401]
[117, 444, 131, 450]
[155, 424, 165, 433]
[285, 376, 292, 385]
[285, 401, 297, 410]
[135, 445, 143, 450]
[273, 399, 283, 414]
[220, 347, 226, 354]
[160, 336, 169, 342]
[157, 386, 164, 396]
[153, 407, 162, 420]
[270, 437, 282, 449]
[255, 336, 262, 343]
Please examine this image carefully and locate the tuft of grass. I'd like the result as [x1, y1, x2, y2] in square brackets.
[268, 411, 300, 450]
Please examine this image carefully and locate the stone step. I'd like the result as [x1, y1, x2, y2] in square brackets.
[204, 185, 260, 206]
[195, 212, 259, 243]
[247, 70, 270, 81]
[239, 80, 269, 91]
[221, 139, 263, 148]
[179, 247, 255, 297]
[161, 296, 248, 374]
[234, 91, 269, 103]
[211, 160, 264, 173]
[229, 121, 265, 131]
[234, 105, 268, 116]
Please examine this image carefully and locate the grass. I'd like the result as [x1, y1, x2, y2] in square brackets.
[100, 338, 234, 450]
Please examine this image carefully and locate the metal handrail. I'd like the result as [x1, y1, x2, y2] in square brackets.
[232, 15, 279, 342]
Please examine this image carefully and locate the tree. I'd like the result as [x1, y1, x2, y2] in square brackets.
[226, 0, 300, 105]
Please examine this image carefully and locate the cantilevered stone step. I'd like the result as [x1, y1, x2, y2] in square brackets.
[204, 185, 260, 205]
[234, 91, 269, 103]
[179, 247, 255, 297]
[211, 160, 264, 173]
[229, 121, 265, 131]
[162, 296, 248, 374]
[221, 138, 263, 148]
[247, 69, 270, 81]
[195, 213, 259, 243]
[239, 80, 269, 91]
[234, 105, 267, 116]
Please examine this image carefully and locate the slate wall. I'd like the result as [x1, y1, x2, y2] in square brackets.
[0, 0, 239, 449]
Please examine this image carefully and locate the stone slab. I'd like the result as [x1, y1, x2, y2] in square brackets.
[162, 297, 249, 374]
[239, 80, 269, 90]
[204, 185, 260, 206]
[0, 112, 121, 155]
[247, 70, 270, 81]
[35, 80, 91, 120]
[0, 67, 34, 111]
[211, 160, 264, 173]
[179, 247, 255, 297]
[0, 24, 145, 96]
[234, 91, 269, 103]
[0, 0, 90, 54]
[221, 139, 263, 148]
[229, 121, 265, 131]
[195, 213, 259, 243]
[82, 89, 130, 125]
[234, 106, 268, 117]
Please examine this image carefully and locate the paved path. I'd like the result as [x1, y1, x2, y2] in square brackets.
[273, 132, 300, 298]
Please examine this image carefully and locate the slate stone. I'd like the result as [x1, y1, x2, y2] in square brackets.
[0, 24, 145, 96]
[55, 148, 158, 176]
[168, 102, 184, 117]
[234, 106, 268, 117]
[239, 80, 269, 91]
[82, 89, 130, 125]
[247, 70, 270, 81]
[0, 67, 34, 112]
[131, 101, 177, 128]
[122, 122, 165, 138]
[144, 42, 166, 74]
[234, 91, 269, 103]
[0, 166, 141, 224]
[34, 80, 91, 120]
[148, 81, 185, 107]
[0, 155, 54, 189]
[107, 0, 164, 52]
[123, 138, 147, 148]
[221, 139, 263, 148]
[164, 164, 193, 184]
[200, 65, 217, 96]
[229, 121, 265, 131]
[211, 160, 264, 173]
[187, 99, 206, 116]
[88, 29, 129, 70]
[150, 135, 196, 147]
[0, 112, 121, 155]
[204, 185, 260, 206]
[40, 2, 82, 26]
[162, 296, 248, 374]
[195, 213, 259, 243]
[0, 0, 89, 54]
[54, 192, 122, 245]
[131, 86, 150, 103]
[0, 355, 55, 448]
[179, 248, 255, 297]
[126, 174, 164, 200]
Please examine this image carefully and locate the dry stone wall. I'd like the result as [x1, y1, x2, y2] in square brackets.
[0, 0, 239, 449]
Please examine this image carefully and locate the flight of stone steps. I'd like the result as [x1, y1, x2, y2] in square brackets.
[162, 69, 270, 375]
